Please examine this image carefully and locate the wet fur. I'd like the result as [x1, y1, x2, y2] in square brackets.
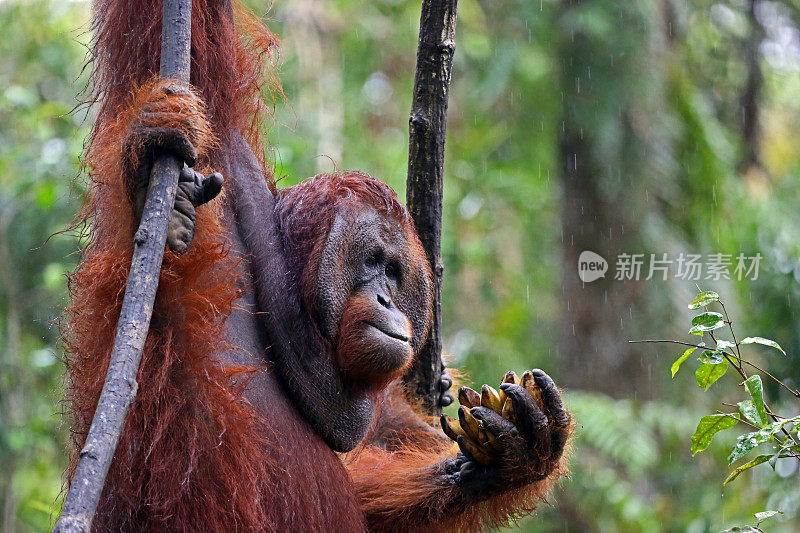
[63, 1, 284, 529]
[348, 381, 573, 533]
[62, 1, 570, 530]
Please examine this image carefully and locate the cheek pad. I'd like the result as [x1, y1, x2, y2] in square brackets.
[312, 214, 357, 339]
[397, 257, 432, 352]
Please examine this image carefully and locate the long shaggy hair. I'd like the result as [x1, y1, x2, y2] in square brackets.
[85, 0, 280, 175]
[61, 1, 284, 529]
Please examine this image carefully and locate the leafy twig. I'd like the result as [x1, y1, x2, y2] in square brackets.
[719, 300, 745, 372]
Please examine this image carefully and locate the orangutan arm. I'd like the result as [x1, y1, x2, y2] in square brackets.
[346, 370, 571, 533]
[119, 80, 223, 253]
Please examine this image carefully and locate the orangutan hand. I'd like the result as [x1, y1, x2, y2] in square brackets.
[121, 81, 222, 253]
[439, 370, 571, 492]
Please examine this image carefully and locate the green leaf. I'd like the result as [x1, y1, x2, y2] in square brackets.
[671, 347, 697, 378]
[727, 424, 781, 464]
[744, 375, 768, 426]
[728, 432, 762, 464]
[696, 359, 728, 390]
[762, 420, 790, 436]
[689, 312, 725, 335]
[690, 414, 737, 455]
[768, 449, 784, 469]
[738, 401, 762, 427]
[754, 510, 783, 523]
[715, 339, 735, 350]
[699, 349, 724, 364]
[769, 420, 792, 438]
[720, 526, 759, 532]
[723, 454, 772, 487]
[688, 291, 720, 309]
[740, 337, 786, 355]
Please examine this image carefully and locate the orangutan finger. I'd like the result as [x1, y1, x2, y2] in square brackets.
[532, 369, 570, 427]
[456, 436, 493, 466]
[549, 425, 570, 461]
[470, 406, 518, 440]
[458, 386, 480, 409]
[499, 383, 548, 451]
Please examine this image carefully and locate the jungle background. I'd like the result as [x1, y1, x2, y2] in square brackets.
[2, 0, 800, 530]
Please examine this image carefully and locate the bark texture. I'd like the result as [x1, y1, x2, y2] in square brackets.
[404, 0, 459, 416]
[54, 1, 192, 530]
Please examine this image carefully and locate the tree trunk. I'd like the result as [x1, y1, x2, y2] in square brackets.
[404, 0, 458, 416]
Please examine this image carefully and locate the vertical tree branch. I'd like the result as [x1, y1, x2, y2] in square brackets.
[404, 0, 458, 416]
[54, 1, 192, 531]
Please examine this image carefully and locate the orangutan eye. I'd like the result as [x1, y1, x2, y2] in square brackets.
[364, 251, 382, 269]
[385, 261, 401, 282]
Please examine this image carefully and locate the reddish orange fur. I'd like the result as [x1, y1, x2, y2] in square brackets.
[336, 293, 413, 388]
[62, 1, 284, 530]
[344, 381, 572, 533]
[120, 80, 216, 198]
[275, 171, 433, 355]
[275, 171, 416, 293]
[63, 1, 570, 530]
[85, 0, 280, 180]
[63, 80, 278, 530]
[347, 444, 569, 533]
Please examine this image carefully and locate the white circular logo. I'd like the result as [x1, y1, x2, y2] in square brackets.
[578, 251, 608, 283]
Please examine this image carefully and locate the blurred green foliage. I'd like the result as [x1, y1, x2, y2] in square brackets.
[0, 1, 87, 531]
[2, 0, 800, 531]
